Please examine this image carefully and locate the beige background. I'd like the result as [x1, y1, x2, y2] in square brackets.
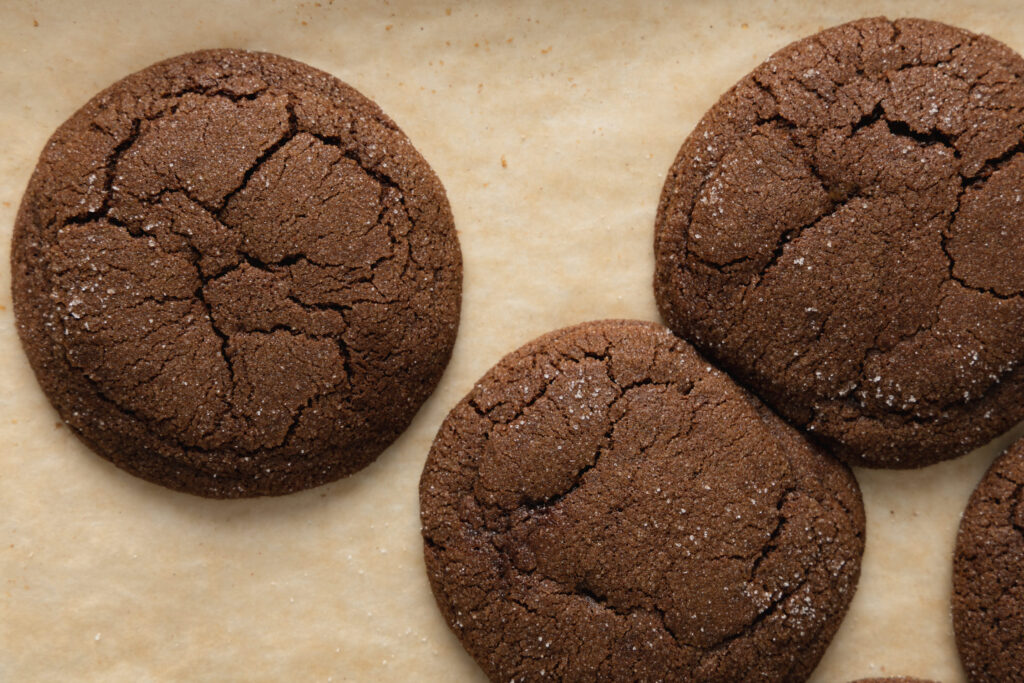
[2, 0, 1023, 680]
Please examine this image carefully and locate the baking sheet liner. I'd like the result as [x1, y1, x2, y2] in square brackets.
[3, 1, 1023, 680]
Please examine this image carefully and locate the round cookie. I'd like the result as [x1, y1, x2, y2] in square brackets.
[420, 320, 865, 681]
[654, 17, 1024, 468]
[848, 678, 937, 683]
[11, 49, 461, 497]
[953, 437, 1024, 681]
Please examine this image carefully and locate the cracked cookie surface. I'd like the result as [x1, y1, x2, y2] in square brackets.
[11, 49, 461, 497]
[654, 17, 1024, 468]
[420, 320, 864, 682]
[953, 437, 1024, 681]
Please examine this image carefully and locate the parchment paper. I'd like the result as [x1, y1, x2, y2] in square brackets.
[3, 1, 1024, 680]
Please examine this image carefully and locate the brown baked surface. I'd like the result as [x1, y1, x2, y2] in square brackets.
[953, 436, 1024, 681]
[420, 319, 865, 681]
[655, 17, 1024, 468]
[11, 49, 461, 497]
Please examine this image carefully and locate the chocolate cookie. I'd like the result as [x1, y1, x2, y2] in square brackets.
[420, 320, 865, 681]
[953, 437, 1024, 681]
[654, 17, 1024, 468]
[11, 49, 461, 497]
